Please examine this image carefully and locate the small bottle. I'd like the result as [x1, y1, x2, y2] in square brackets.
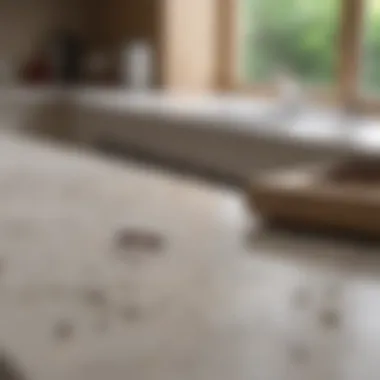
[276, 69, 303, 117]
[122, 40, 153, 90]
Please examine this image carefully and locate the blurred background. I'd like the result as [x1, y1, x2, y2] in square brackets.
[1, 1, 380, 380]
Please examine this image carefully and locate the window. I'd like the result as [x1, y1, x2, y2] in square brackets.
[362, 0, 380, 95]
[240, 0, 340, 86]
[221, 0, 380, 111]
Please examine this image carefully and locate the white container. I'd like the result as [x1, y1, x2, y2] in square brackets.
[121, 41, 153, 90]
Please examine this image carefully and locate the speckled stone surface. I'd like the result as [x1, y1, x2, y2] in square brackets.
[0, 131, 380, 380]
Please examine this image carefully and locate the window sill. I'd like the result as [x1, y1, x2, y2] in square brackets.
[1, 85, 380, 156]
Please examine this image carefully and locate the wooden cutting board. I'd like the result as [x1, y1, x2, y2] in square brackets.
[248, 159, 380, 237]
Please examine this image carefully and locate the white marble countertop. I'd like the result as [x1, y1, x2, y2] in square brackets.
[1, 85, 380, 156]
[1, 131, 380, 380]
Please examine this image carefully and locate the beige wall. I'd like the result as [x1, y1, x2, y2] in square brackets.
[0, 0, 84, 70]
[162, 0, 218, 93]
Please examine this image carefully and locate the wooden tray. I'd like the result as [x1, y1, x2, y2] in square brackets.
[248, 159, 380, 237]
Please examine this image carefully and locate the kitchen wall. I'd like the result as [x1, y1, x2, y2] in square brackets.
[0, 0, 220, 90]
[84, 0, 218, 91]
[0, 0, 85, 73]
[93, 0, 159, 47]
[82, 0, 161, 85]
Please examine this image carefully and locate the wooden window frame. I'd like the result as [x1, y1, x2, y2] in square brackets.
[217, 0, 380, 113]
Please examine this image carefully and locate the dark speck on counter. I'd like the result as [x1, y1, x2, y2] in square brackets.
[319, 309, 341, 330]
[113, 228, 165, 256]
[53, 320, 74, 342]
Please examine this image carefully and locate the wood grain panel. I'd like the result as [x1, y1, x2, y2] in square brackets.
[162, 0, 218, 92]
[338, 0, 364, 108]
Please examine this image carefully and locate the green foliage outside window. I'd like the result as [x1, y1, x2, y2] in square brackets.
[241, 0, 380, 93]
